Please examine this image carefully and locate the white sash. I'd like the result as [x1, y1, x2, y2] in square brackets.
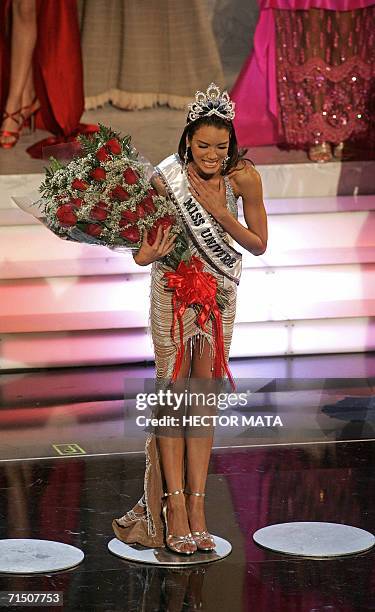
[156, 154, 242, 285]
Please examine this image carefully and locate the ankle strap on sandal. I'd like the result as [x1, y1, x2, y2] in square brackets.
[162, 488, 184, 497]
[2, 109, 26, 124]
[184, 490, 206, 497]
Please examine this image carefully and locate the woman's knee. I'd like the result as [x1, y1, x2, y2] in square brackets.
[191, 337, 213, 379]
[12, 0, 36, 22]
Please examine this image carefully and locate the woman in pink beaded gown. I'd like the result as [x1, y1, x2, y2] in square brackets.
[231, 1, 375, 162]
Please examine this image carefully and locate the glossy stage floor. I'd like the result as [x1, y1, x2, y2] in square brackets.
[0, 352, 374, 612]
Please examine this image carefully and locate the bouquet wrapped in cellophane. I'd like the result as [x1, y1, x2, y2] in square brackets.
[12, 124, 234, 386]
[31, 124, 190, 267]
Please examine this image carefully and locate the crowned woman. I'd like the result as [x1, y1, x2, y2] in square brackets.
[112, 84, 268, 554]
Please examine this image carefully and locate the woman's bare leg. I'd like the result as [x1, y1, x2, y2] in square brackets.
[185, 337, 215, 534]
[156, 340, 194, 551]
[21, 65, 36, 109]
[1, 0, 37, 144]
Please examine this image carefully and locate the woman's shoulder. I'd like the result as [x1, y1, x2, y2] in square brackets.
[228, 159, 262, 198]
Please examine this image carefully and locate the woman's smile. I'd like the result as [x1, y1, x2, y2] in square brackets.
[201, 159, 219, 168]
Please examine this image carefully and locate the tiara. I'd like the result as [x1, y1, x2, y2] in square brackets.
[187, 82, 235, 124]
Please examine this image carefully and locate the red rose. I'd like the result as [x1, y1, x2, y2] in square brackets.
[72, 178, 89, 191]
[123, 168, 138, 185]
[147, 225, 158, 246]
[57, 204, 77, 226]
[85, 224, 102, 237]
[148, 188, 158, 198]
[110, 185, 130, 201]
[96, 200, 108, 208]
[106, 138, 121, 155]
[90, 167, 106, 181]
[120, 209, 138, 223]
[136, 202, 147, 219]
[141, 195, 156, 214]
[155, 214, 175, 230]
[96, 146, 110, 162]
[70, 197, 84, 207]
[120, 226, 140, 243]
[90, 205, 108, 221]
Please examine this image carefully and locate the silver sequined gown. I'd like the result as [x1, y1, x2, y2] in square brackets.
[112, 174, 240, 548]
[150, 175, 239, 377]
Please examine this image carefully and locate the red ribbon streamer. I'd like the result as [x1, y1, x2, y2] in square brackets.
[163, 255, 236, 390]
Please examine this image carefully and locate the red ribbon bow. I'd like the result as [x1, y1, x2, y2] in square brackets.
[164, 256, 235, 390]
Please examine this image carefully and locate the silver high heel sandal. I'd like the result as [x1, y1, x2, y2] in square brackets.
[185, 490, 216, 551]
[308, 142, 333, 163]
[162, 489, 197, 555]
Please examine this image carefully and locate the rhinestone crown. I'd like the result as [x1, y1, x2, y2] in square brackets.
[187, 82, 235, 124]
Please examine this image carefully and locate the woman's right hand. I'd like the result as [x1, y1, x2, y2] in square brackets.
[133, 226, 177, 266]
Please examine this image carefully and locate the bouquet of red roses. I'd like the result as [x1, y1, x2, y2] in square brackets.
[16, 124, 234, 386]
[37, 124, 184, 255]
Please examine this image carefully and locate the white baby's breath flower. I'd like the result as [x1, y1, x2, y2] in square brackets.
[39, 127, 183, 253]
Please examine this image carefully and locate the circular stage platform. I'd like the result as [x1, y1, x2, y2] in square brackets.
[0, 539, 85, 574]
[108, 535, 232, 566]
[253, 522, 375, 558]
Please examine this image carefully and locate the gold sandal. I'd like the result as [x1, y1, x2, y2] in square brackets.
[185, 490, 216, 551]
[162, 489, 197, 555]
[308, 142, 333, 163]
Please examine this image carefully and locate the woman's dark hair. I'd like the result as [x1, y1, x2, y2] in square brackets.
[177, 114, 251, 175]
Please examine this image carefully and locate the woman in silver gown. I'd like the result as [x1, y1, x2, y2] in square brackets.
[112, 83, 268, 554]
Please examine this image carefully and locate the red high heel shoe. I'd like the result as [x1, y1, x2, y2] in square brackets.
[0, 109, 25, 149]
[20, 96, 40, 133]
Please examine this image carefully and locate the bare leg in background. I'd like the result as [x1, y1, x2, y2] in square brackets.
[1, 0, 37, 145]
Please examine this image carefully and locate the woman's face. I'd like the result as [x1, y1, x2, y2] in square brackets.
[188, 125, 230, 177]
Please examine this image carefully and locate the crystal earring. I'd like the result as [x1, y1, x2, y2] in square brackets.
[183, 146, 190, 171]
[222, 155, 230, 172]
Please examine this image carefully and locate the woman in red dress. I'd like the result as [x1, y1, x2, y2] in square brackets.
[0, 0, 84, 156]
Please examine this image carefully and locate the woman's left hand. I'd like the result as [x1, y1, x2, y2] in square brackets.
[187, 165, 228, 220]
